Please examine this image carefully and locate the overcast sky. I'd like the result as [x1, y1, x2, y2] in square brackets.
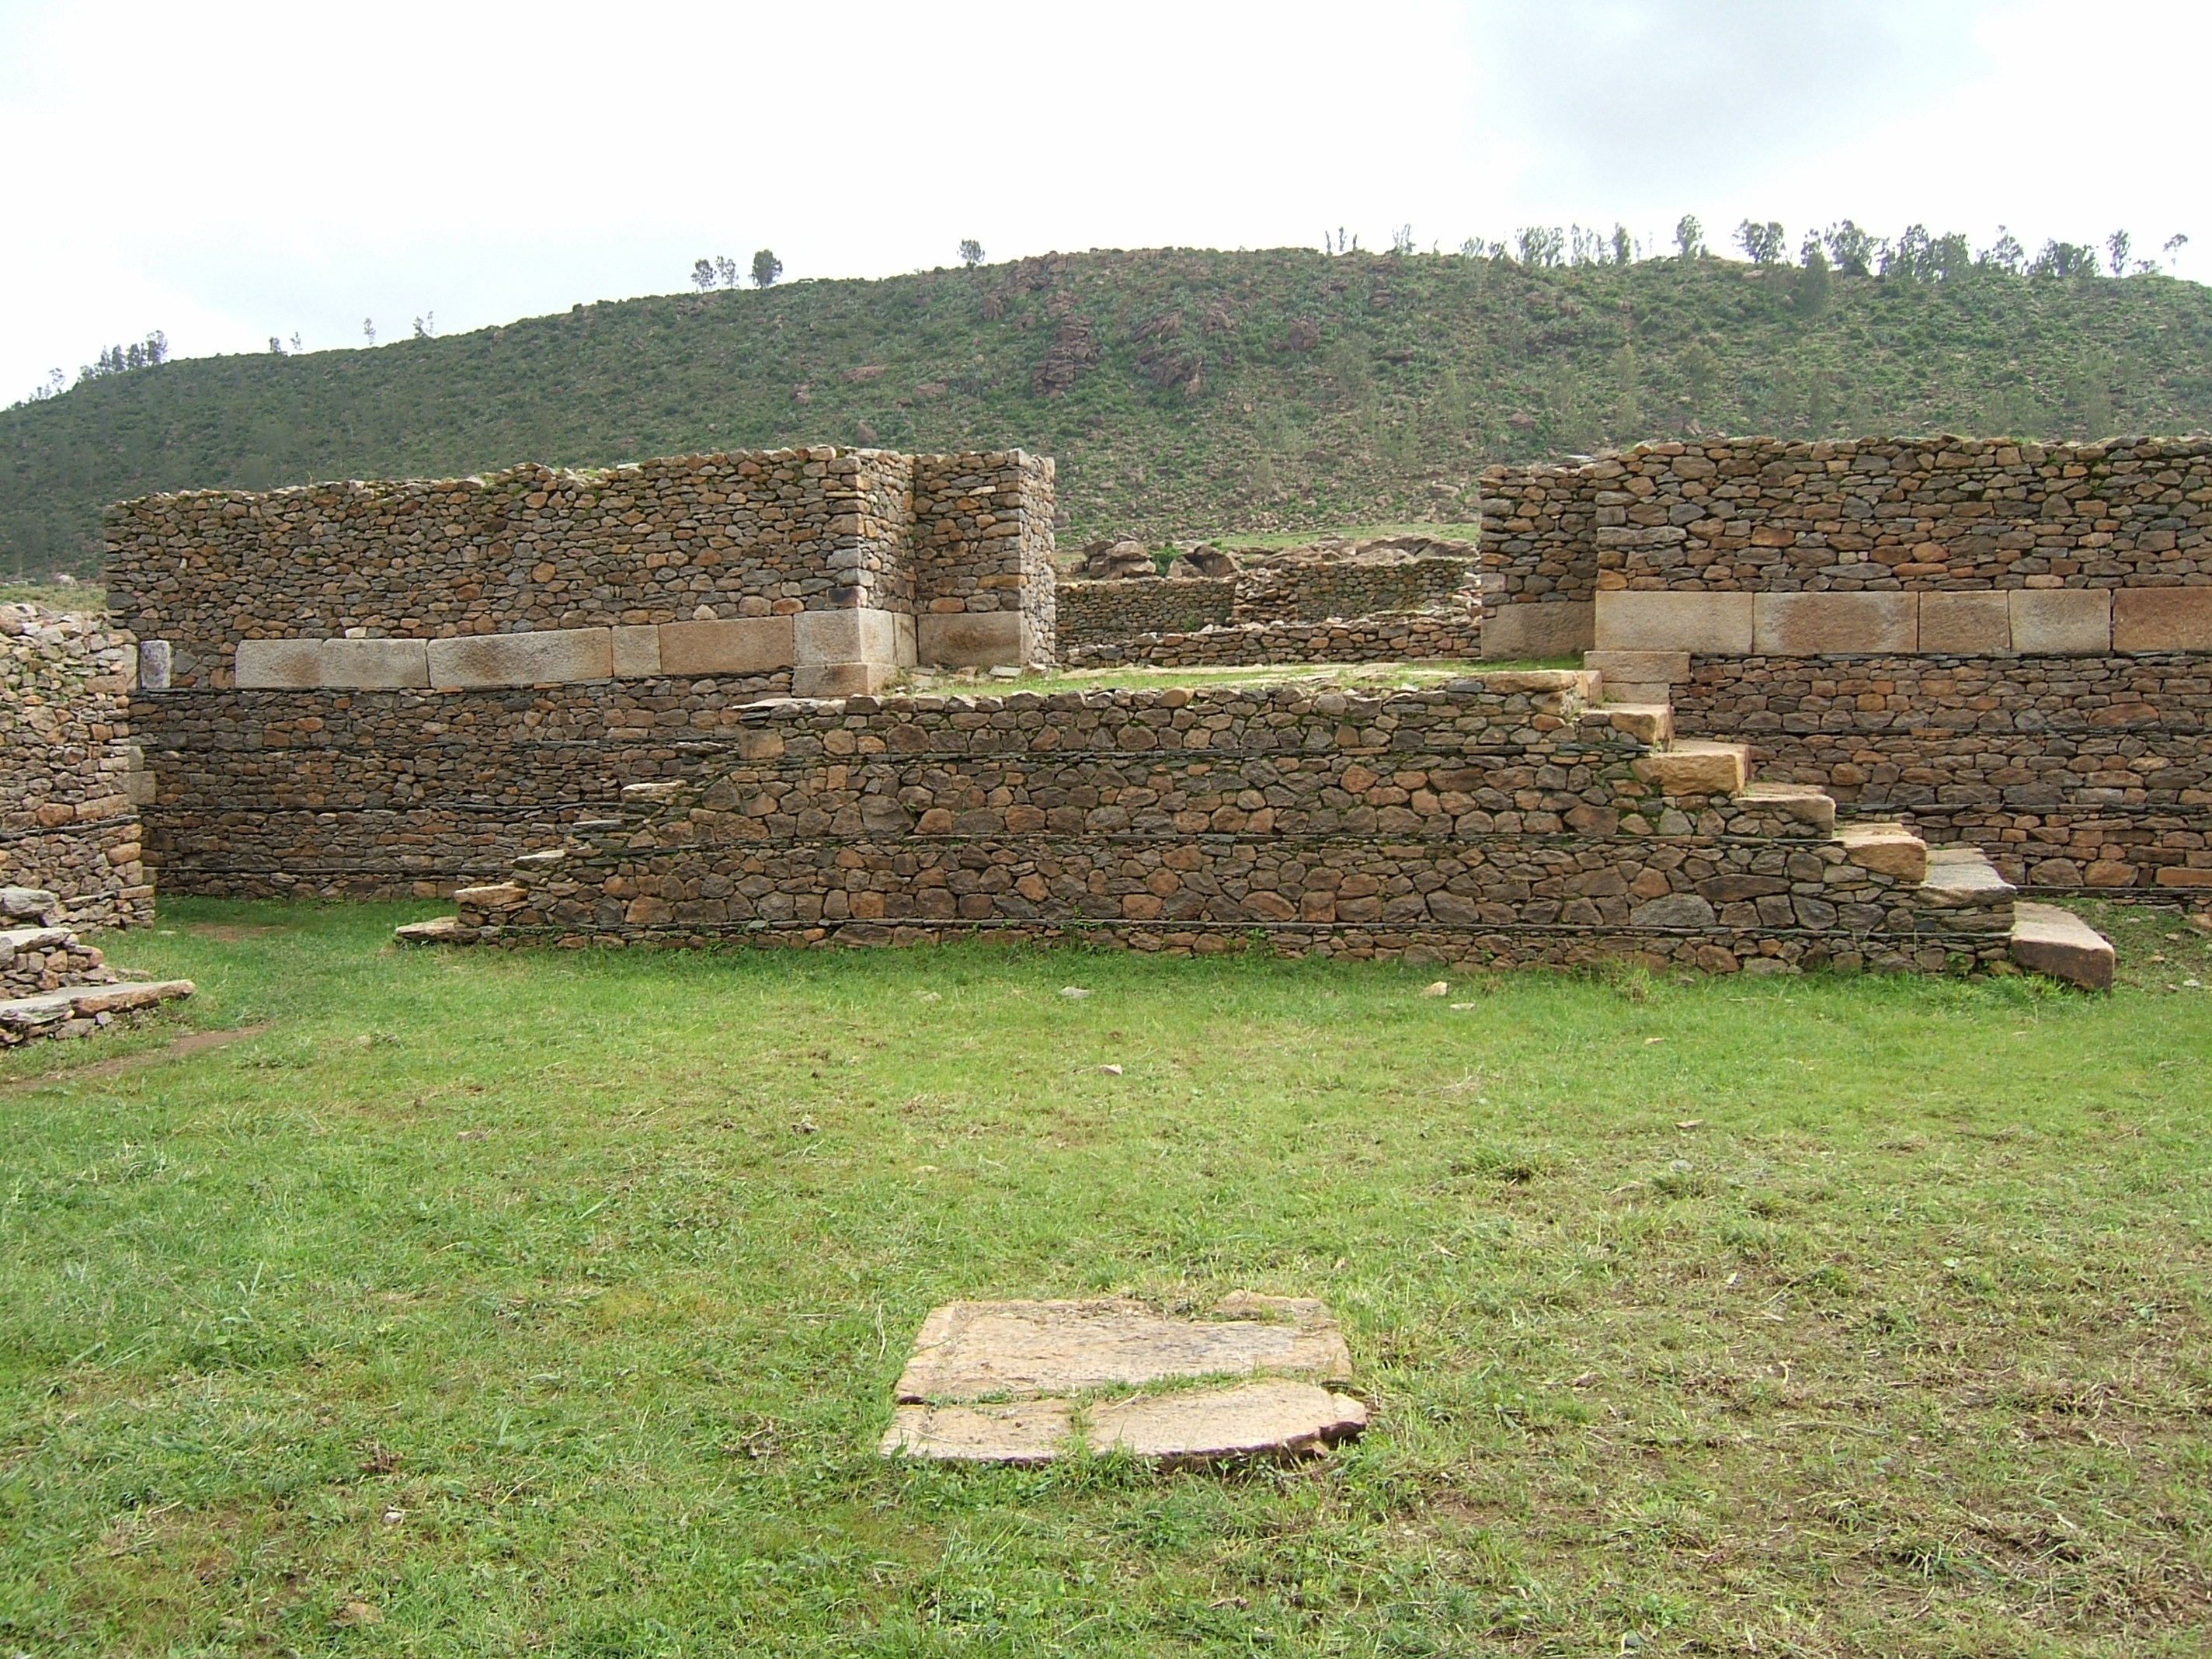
[4, 0, 2204, 400]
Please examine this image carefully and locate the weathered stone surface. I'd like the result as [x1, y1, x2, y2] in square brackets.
[1918, 592, 2011, 654]
[1918, 847, 2017, 906]
[427, 628, 614, 689]
[1482, 600, 1593, 659]
[1595, 591, 1755, 654]
[1585, 649, 1690, 686]
[1602, 704, 1673, 745]
[233, 638, 323, 689]
[791, 660, 899, 698]
[1838, 823, 1929, 882]
[1752, 592, 1917, 656]
[2114, 588, 2212, 653]
[882, 1382, 1369, 1465]
[2010, 902, 2114, 990]
[793, 608, 902, 668]
[70, 979, 194, 1015]
[892, 1298, 1352, 1403]
[1629, 893, 1718, 928]
[2009, 590, 2111, 655]
[1090, 1381, 1368, 1461]
[917, 610, 1030, 668]
[1633, 740, 1748, 795]
[319, 638, 430, 689]
[610, 624, 663, 677]
[879, 1398, 1076, 1463]
[656, 617, 793, 676]
[453, 882, 527, 909]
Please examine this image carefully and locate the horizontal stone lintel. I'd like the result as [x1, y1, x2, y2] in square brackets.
[231, 610, 927, 690]
[1592, 587, 2212, 656]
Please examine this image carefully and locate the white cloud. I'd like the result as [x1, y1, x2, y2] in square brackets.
[2, 0, 2202, 398]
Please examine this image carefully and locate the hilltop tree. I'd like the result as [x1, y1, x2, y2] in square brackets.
[691, 259, 716, 291]
[959, 238, 983, 267]
[1736, 220, 1786, 265]
[1822, 220, 1880, 276]
[750, 249, 783, 288]
[1675, 214, 1704, 259]
[1794, 237, 1832, 316]
[2106, 230, 2132, 278]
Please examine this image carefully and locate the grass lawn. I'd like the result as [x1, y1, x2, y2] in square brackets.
[3, 899, 2210, 1656]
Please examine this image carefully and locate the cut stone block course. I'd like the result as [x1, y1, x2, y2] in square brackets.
[1752, 592, 1918, 656]
[320, 638, 431, 690]
[657, 617, 794, 676]
[2009, 590, 2112, 655]
[427, 628, 613, 689]
[1595, 591, 1756, 654]
[1480, 599, 1593, 659]
[232, 638, 325, 690]
[2114, 587, 2212, 653]
[610, 624, 663, 677]
[916, 610, 1031, 668]
[1917, 591, 2012, 655]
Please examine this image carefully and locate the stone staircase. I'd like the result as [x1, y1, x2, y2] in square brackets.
[0, 886, 195, 1047]
[1584, 652, 2116, 989]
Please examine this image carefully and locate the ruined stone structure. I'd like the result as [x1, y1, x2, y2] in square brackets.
[1478, 435, 2212, 896]
[103, 447, 1054, 897]
[409, 673, 2068, 979]
[1059, 538, 1480, 668]
[1, 602, 154, 927]
[107, 447, 1055, 698]
[96, 431, 2212, 980]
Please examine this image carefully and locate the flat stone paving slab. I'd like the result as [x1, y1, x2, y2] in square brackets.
[882, 1296, 1365, 1464]
[893, 1296, 1352, 1403]
[882, 1382, 1368, 1465]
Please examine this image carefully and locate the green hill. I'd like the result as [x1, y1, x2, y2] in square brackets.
[8, 246, 2212, 578]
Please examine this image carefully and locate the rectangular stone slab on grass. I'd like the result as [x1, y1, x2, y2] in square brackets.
[893, 1297, 1352, 1403]
[881, 1382, 1368, 1465]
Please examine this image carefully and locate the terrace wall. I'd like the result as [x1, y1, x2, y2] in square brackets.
[442, 677, 2013, 978]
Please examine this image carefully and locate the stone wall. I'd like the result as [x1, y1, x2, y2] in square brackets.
[1063, 612, 1484, 669]
[434, 676, 2015, 978]
[1480, 435, 2212, 659]
[1058, 555, 1475, 650]
[0, 603, 153, 926]
[105, 447, 1055, 697]
[1671, 652, 2212, 893]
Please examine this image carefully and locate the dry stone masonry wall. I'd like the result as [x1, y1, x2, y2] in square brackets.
[432, 676, 2015, 978]
[1, 603, 152, 927]
[1480, 434, 2212, 659]
[105, 447, 1055, 698]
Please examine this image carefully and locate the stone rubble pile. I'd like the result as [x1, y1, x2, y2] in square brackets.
[0, 886, 193, 1046]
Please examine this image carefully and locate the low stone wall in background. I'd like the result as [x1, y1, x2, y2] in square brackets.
[1063, 612, 1483, 668]
[1480, 434, 2212, 659]
[1057, 555, 1475, 649]
[1, 603, 152, 927]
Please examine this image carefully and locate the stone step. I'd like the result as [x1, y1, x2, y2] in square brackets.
[1918, 847, 2019, 906]
[1585, 649, 1691, 685]
[1594, 702, 1674, 746]
[1633, 739, 1748, 795]
[1603, 681, 1675, 706]
[1735, 781, 1837, 835]
[0, 979, 195, 1035]
[2009, 903, 2115, 991]
[1836, 821, 1929, 883]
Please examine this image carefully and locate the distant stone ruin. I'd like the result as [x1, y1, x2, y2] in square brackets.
[1059, 533, 1481, 667]
[78, 430, 2212, 983]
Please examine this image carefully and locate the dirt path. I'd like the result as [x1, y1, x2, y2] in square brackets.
[1, 1024, 269, 1090]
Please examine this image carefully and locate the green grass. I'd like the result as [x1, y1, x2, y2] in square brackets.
[4, 899, 2210, 1655]
[10, 246, 2212, 577]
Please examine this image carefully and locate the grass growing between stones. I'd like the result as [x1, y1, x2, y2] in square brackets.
[3, 900, 2209, 1657]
